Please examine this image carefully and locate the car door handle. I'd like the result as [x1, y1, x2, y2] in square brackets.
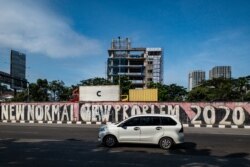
[156, 127, 162, 130]
[134, 127, 140, 131]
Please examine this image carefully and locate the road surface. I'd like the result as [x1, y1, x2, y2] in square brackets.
[0, 123, 250, 167]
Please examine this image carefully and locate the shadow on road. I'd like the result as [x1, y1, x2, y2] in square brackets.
[0, 139, 249, 167]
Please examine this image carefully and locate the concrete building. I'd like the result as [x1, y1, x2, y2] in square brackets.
[188, 70, 206, 91]
[209, 66, 231, 79]
[107, 37, 163, 88]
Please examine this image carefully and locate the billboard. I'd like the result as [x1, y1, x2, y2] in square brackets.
[79, 85, 120, 101]
[10, 50, 26, 89]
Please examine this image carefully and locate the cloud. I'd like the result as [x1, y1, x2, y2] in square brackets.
[165, 29, 250, 87]
[0, 0, 102, 58]
[192, 30, 250, 67]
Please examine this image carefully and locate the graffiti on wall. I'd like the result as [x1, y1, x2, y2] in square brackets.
[0, 102, 250, 125]
[78, 102, 250, 125]
[0, 103, 79, 122]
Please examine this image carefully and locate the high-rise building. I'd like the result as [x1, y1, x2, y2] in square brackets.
[188, 70, 205, 91]
[107, 37, 163, 88]
[209, 66, 231, 79]
[10, 50, 27, 89]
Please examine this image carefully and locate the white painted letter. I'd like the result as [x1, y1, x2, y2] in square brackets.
[61, 105, 69, 121]
[52, 105, 60, 121]
[35, 105, 44, 121]
[142, 105, 149, 114]
[27, 105, 35, 121]
[131, 105, 141, 116]
[45, 105, 51, 121]
[203, 106, 215, 125]
[1, 105, 9, 120]
[168, 105, 180, 121]
[191, 105, 202, 124]
[218, 106, 231, 125]
[232, 107, 245, 125]
[114, 105, 121, 122]
[80, 104, 91, 122]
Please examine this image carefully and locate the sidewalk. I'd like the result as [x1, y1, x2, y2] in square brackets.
[184, 127, 250, 136]
[1, 122, 250, 136]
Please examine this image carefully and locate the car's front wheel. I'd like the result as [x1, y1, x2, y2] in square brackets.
[159, 137, 173, 150]
[103, 135, 117, 147]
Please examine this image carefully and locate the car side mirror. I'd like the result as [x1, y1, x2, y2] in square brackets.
[118, 123, 123, 127]
[118, 123, 127, 129]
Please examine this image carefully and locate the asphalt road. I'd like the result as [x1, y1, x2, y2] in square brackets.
[0, 123, 250, 167]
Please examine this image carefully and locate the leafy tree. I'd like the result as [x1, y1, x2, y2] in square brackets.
[79, 77, 111, 86]
[9, 75, 249, 102]
[11, 90, 28, 102]
[79, 76, 133, 95]
[244, 91, 250, 101]
[48, 80, 67, 101]
[59, 86, 72, 101]
[187, 86, 210, 102]
[113, 76, 132, 95]
[187, 77, 250, 102]
[167, 84, 188, 101]
[234, 77, 249, 101]
[29, 79, 49, 101]
[148, 82, 187, 101]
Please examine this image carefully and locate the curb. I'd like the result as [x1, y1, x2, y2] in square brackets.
[183, 124, 250, 129]
[1, 120, 250, 129]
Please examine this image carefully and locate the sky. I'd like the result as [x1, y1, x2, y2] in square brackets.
[0, 0, 249, 88]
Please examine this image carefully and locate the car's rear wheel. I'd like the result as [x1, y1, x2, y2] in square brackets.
[159, 137, 173, 150]
[103, 135, 117, 147]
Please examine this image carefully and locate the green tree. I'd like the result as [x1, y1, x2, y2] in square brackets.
[187, 78, 243, 102]
[187, 86, 210, 102]
[148, 82, 187, 101]
[234, 77, 249, 101]
[244, 91, 250, 101]
[113, 76, 132, 95]
[79, 77, 111, 86]
[48, 80, 68, 101]
[29, 79, 49, 101]
[11, 89, 28, 102]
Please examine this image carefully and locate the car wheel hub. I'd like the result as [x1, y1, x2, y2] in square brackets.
[106, 137, 115, 146]
[162, 139, 171, 148]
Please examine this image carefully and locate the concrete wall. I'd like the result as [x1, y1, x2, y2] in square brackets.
[0, 102, 250, 128]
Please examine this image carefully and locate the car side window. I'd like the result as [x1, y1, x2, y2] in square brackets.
[123, 117, 140, 126]
[140, 117, 160, 126]
[161, 117, 177, 126]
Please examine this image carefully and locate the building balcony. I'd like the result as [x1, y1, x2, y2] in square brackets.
[108, 57, 145, 60]
[118, 72, 145, 76]
[108, 72, 145, 76]
[108, 65, 144, 68]
[131, 80, 145, 84]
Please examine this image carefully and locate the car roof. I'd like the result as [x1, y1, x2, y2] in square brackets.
[116, 114, 180, 126]
[129, 114, 177, 119]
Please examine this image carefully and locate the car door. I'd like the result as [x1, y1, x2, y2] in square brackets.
[139, 116, 163, 143]
[118, 117, 141, 143]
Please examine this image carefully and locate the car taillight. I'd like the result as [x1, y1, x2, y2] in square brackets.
[179, 125, 184, 133]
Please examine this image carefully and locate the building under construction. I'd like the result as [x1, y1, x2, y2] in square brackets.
[107, 37, 163, 88]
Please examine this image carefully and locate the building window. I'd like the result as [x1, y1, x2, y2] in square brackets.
[148, 61, 153, 65]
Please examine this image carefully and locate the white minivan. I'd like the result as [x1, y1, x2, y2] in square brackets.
[98, 114, 184, 149]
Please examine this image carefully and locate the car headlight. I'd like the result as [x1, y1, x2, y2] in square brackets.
[99, 126, 107, 132]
